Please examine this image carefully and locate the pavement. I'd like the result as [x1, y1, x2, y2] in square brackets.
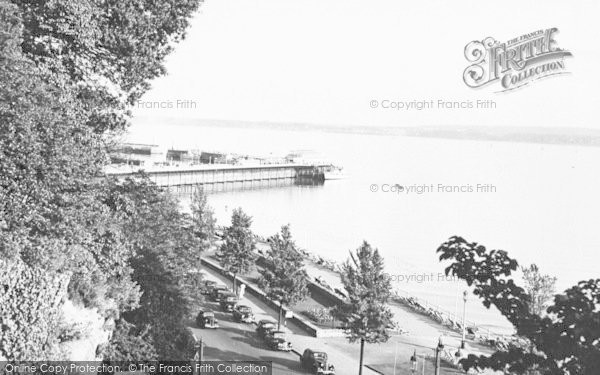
[190, 267, 382, 375]
[303, 261, 496, 352]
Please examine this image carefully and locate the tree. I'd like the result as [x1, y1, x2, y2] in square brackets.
[0, 0, 204, 360]
[190, 187, 216, 250]
[104, 175, 201, 360]
[1, 2, 141, 352]
[219, 208, 256, 291]
[334, 241, 394, 375]
[258, 225, 309, 330]
[522, 264, 557, 317]
[100, 320, 158, 362]
[437, 236, 600, 375]
[12, 0, 204, 133]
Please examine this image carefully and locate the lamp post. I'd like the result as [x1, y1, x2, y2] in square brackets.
[434, 336, 444, 375]
[194, 337, 203, 363]
[410, 350, 418, 374]
[190, 334, 203, 375]
[461, 290, 468, 349]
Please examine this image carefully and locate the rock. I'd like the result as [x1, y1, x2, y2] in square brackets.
[59, 300, 112, 361]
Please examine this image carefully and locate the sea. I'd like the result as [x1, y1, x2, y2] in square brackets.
[126, 120, 600, 335]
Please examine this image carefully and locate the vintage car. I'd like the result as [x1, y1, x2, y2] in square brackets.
[265, 331, 292, 351]
[300, 349, 335, 374]
[200, 280, 217, 295]
[232, 305, 255, 323]
[256, 319, 277, 339]
[195, 310, 219, 329]
[219, 292, 238, 312]
[210, 285, 229, 302]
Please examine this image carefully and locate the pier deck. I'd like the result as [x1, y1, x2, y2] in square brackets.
[105, 163, 329, 189]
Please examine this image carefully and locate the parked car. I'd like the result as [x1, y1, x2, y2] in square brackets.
[256, 319, 277, 339]
[219, 292, 238, 312]
[232, 305, 255, 323]
[265, 331, 292, 351]
[196, 310, 219, 329]
[210, 285, 229, 301]
[200, 280, 217, 295]
[300, 349, 335, 374]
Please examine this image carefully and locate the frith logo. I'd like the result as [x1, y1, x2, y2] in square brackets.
[463, 28, 572, 92]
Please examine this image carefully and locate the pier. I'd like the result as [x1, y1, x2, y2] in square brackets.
[106, 163, 328, 192]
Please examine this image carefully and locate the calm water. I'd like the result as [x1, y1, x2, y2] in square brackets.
[127, 121, 600, 332]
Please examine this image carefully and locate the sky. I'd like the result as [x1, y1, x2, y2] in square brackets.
[132, 0, 600, 129]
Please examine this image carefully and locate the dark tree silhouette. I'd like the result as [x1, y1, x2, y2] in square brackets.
[437, 236, 600, 375]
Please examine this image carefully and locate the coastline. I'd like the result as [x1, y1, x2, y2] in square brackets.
[245, 233, 521, 354]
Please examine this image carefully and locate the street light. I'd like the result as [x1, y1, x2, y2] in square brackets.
[194, 338, 203, 363]
[461, 290, 468, 350]
[455, 346, 464, 361]
[434, 336, 444, 375]
[410, 350, 418, 374]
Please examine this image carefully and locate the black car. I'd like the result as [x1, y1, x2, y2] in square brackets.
[232, 305, 255, 323]
[265, 331, 292, 351]
[210, 285, 229, 301]
[195, 310, 219, 329]
[200, 280, 217, 295]
[300, 349, 335, 374]
[219, 292, 238, 312]
[256, 319, 277, 339]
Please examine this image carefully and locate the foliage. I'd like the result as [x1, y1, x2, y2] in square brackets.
[437, 236, 600, 375]
[190, 187, 216, 250]
[334, 241, 394, 344]
[104, 176, 200, 360]
[0, 0, 204, 361]
[100, 320, 158, 362]
[522, 264, 557, 317]
[258, 225, 309, 306]
[11, 0, 204, 133]
[0, 259, 70, 360]
[218, 208, 256, 279]
[304, 307, 334, 324]
[0, 0, 139, 320]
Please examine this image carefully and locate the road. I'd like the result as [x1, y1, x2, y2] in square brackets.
[189, 267, 381, 375]
[187, 271, 308, 375]
[187, 303, 307, 374]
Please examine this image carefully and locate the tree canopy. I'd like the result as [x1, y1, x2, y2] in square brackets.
[335, 241, 394, 344]
[259, 225, 309, 329]
[437, 236, 600, 375]
[0, 0, 203, 360]
[190, 186, 216, 250]
[218, 208, 256, 284]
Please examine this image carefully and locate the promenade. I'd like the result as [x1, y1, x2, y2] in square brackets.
[192, 267, 383, 375]
[301, 262, 500, 374]
[193, 254, 495, 374]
